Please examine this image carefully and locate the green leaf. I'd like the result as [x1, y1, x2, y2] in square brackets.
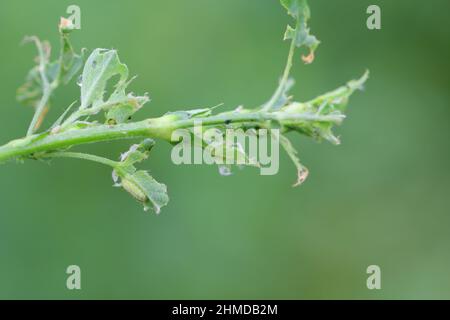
[119, 139, 155, 166]
[112, 139, 168, 213]
[17, 25, 84, 109]
[281, 71, 369, 144]
[116, 167, 169, 214]
[105, 84, 149, 124]
[307, 70, 369, 113]
[280, 0, 310, 20]
[284, 24, 319, 58]
[106, 104, 137, 124]
[124, 170, 169, 214]
[80, 49, 129, 109]
[281, 0, 319, 64]
[77, 49, 149, 124]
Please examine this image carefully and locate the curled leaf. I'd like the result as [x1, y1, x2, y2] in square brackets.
[17, 37, 52, 108]
[113, 139, 168, 213]
[120, 170, 169, 214]
[17, 24, 84, 130]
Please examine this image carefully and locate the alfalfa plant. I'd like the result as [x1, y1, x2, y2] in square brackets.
[0, 0, 368, 213]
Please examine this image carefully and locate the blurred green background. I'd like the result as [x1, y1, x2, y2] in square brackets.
[0, 0, 449, 299]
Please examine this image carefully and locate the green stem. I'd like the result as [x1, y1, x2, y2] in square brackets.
[0, 109, 339, 163]
[44, 151, 119, 167]
[263, 20, 299, 111]
[26, 37, 54, 136]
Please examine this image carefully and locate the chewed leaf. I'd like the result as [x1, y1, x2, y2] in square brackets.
[112, 139, 168, 213]
[105, 83, 149, 124]
[281, 0, 320, 64]
[76, 49, 148, 124]
[106, 103, 136, 124]
[262, 0, 319, 113]
[118, 169, 169, 213]
[80, 49, 129, 109]
[17, 25, 84, 108]
[120, 139, 155, 165]
[306, 70, 369, 113]
[126, 171, 169, 213]
[280, 0, 310, 18]
[112, 139, 155, 184]
[281, 71, 369, 144]
[284, 25, 319, 63]
[279, 134, 309, 186]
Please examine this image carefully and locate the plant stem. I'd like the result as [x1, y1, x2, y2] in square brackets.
[43, 151, 119, 167]
[0, 109, 340, 163]
[263, 21, 299, 111]
[26, 37, 54, 136]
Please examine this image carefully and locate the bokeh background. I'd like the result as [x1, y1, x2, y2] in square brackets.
[0, 0, 449, 299]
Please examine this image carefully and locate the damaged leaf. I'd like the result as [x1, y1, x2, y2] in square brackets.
[78, 49, 148, 124]
[281, 0, 320, 64]
[121, 170, 169, 214]
[17, 20, 84, 134]
[112, 140, 169, 213]
[80, 49, 129, 109]
[281, 71, 369, 144]
[17, 28, 84, 107]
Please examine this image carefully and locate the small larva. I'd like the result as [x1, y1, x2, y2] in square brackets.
[121, 179, 148, 204]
